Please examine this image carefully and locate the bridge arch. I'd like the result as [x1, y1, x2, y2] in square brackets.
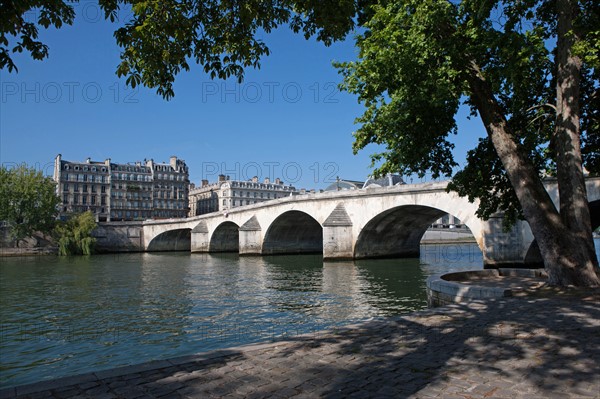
[354, 205, 477, 259]
[147, 228, 191, 252]
[262, 210, 323, 255]
[209, 221, 240, 252]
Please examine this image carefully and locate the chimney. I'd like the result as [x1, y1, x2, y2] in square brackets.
[86, 157, 91, 163]
[275, 178, 281, 185]
[202, 179, 209, 187]
[252, 176, 258, 183]
[264, 177, 270, 184]
[218, 174, 226, 182]
[169, 156, 178, 169]
[105, 158, 111, 166]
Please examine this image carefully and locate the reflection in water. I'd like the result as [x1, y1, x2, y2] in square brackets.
[0, 245, 484, 388]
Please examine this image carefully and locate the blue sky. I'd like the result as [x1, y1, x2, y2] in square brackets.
[0, 3, 486, 190]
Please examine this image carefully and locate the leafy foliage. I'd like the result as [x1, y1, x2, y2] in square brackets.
[55, 211, 97, 256]
[336, 1, 462, 179]
[0, 165, 60, 241]
[449, 138, 524, 228]
[2, 1, 359, 98]
[0, 0, 75, 72]
[335, 0, 599, 225]
[109, 0, 359, 99]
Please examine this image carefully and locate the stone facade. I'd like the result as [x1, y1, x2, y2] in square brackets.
[189, 175, 296, 216]
[92, 222, 144, 252]
[54, 154, 189, 222]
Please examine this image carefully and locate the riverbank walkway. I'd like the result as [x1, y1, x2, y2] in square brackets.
[2, 293, 598, 399]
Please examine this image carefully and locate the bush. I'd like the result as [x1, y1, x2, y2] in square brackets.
[55, 212, 97, 256]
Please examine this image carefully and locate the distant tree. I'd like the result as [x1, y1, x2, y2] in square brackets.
[2, 1, 599, 286]
[55, 211, 97, 256]
[0, 165, 60, 244]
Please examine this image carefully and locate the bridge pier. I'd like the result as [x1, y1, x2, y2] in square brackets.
[239, 216, 262, 256]
[322, 204, 354, 260]
[323, 226, 353, 260]
[482, 216, 536, 268]
[191, 222, 210, 253]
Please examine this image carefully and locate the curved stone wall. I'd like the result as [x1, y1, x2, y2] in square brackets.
[426, 268, 548, 307]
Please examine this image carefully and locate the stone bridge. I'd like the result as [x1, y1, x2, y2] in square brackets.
[95, 178, 600, 266]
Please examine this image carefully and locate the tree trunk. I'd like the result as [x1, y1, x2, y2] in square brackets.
[466, 61, 600, 287]
[554, 0, 599, 272]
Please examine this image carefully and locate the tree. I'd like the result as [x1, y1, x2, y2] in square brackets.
[335, 0, 600, 287]
[2, 1, 598, 286]
[54, 211, 97, 255]
[0, 165, 60, 243]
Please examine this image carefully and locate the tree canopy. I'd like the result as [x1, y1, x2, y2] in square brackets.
[1, 0, 362, 98]
[1, 0, 75, 73]
[336, 0, 599, 285]
[337, 0, 598, 225]
[0, 165, 60, 241]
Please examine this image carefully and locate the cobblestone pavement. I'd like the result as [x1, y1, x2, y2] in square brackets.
[1, 296, 599, 399]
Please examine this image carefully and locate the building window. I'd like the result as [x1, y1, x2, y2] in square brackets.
[63, 194, 69, 204]
[63, 184, 69, 192]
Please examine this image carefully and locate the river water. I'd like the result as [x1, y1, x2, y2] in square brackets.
[1, 240, 598, 388]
